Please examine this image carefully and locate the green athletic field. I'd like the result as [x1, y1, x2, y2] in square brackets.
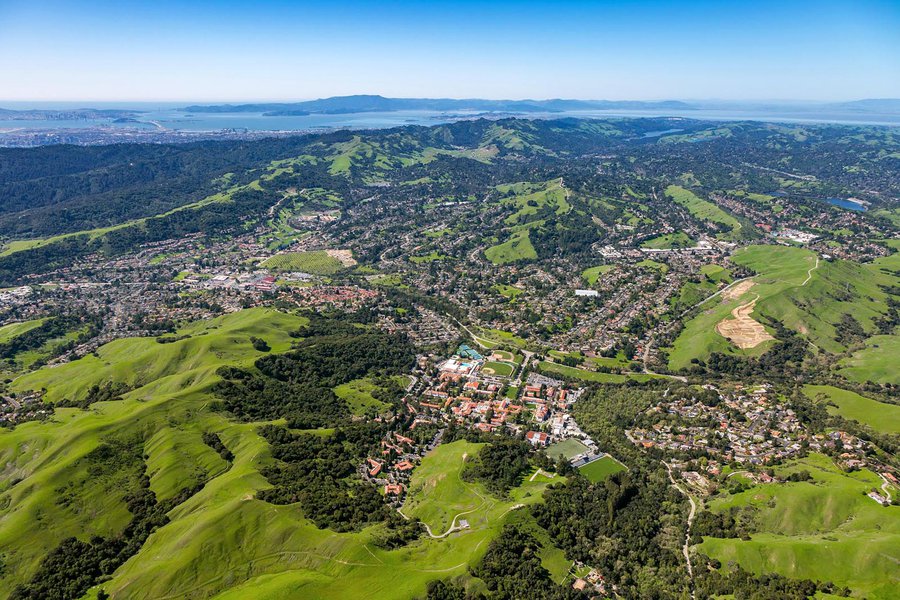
[546, 438, 589, 461]
[261, 250, 345, 274]
[578, 457, 626, 482]
[481, 361, 514, 377]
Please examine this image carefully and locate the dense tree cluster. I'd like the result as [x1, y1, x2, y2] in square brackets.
[462, 439, 533, 496]
[56, 381, 133, 409]
[201, 432, 234, 462]
[256, 424, 390, 531]
[425, 525, 584, 600]
[694, 566, 850, 599]
[214, 316, 415, 427]
[0, 313, 100, 364]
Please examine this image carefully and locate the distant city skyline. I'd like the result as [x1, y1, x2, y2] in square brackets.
[2, 0, 898, 102]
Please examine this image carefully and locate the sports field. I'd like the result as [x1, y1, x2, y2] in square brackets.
[546, 438, 589, 461]
[578, 457, 626, 482]
[261, 250, 345, 274]
[481, 361, 514, 377]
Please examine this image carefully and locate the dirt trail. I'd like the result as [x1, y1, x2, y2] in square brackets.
[398, 452, 493, 539]
[665, 462, 696, 599]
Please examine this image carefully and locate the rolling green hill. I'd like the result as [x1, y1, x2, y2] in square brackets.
[0, 309, 307, 597]
[0, 309, 566, 599]
[669, 245, 900, 370]
[696, 454, 900, 599]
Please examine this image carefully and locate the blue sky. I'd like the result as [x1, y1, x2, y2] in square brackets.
[1, 0, 898, 101]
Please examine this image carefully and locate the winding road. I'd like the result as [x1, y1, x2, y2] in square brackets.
[664, 461, 697, 599]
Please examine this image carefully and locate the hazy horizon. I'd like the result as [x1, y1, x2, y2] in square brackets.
[1, 96, 898, 108]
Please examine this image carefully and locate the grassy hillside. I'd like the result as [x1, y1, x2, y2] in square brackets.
[838, 335, 900, 384]
[0, 308, 307, 597]
[0, 319, 46, 343]
[696, 454, 900, 599]
[0, 310, 565, 599]
[803, 384, 900, 434]
[668, 245, 900, 370]
[581, 264, 614, 286]
[665, 185, 741, 237]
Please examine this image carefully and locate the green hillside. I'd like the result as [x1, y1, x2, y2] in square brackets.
[669, 245, 900, 370]
[696, 454, 900, 599]
[803, 384, 900, 434]
[0, 309, 307, 597]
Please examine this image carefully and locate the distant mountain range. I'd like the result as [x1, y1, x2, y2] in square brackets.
[829, 99, 900, 113]
[181, 95, 900, 117]
[183, 95, 695, 115]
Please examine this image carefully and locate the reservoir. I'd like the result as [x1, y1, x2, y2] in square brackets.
[825, 198, 867, 211]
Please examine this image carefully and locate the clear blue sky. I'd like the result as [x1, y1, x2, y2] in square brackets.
[1, 0, 898, 102]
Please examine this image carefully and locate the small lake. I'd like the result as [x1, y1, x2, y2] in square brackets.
[825, 198, 867, 211]
[642, 128, 683, 138]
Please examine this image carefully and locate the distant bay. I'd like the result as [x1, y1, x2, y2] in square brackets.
[1, 101, 899, 134]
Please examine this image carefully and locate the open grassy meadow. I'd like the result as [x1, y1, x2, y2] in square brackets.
[539, 361, 663, 383]
[0, 318, 46, 343]
[838, 335, 900, 384]
[484, 229, 537, 264]
[581, 264, 614, 286]
[333, 378, 393, 415]
[803, 384, 900, 434]
[696, 453, 900, 599]
[641, 232, 694, 249]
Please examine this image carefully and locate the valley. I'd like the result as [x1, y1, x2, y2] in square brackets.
[0, 116, 898, 599]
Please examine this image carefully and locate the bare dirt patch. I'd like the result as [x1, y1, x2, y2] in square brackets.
[325, 249, 357, 267]
[716, 297, 775, 349]
[722, 279, 755, 301]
